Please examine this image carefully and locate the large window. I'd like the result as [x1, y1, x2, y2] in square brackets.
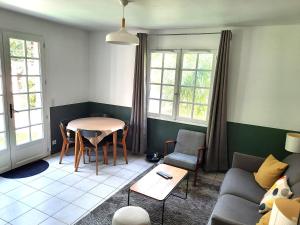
[147, 50, 216, 125]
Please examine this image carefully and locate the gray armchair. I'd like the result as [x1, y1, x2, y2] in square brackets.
[163, 129, 206, 186]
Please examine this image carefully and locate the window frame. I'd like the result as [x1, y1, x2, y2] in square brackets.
[147, 49, 217, 126]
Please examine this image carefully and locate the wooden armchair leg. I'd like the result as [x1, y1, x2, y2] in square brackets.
[103, 144, 108, 165]
[122, 141, 128, 164]
[193, 168, 199, 186]
[95, 147, 99, 175]
[59, 141, 66, 164]
[65, 143, 70, 154]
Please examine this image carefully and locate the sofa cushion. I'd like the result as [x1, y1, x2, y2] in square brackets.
[283, 153, 300, 186]
[164, 152, 197, 170]
[209, 194, 261, 225]
[220, 168, 266, 204]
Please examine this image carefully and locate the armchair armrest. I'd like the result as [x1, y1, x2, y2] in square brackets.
[196, 147, 206, 166]
[164, 140, 176, 156]
[232, 152, 265, 173]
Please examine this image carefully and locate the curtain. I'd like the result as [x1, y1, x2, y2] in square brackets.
[205, 30, 232, 171]
[128, 33, 148, 154]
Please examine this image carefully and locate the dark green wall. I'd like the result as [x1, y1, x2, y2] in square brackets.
[50, 101, 295, 161]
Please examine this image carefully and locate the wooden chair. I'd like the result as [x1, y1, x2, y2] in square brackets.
[163, 129, 206, 186]
[59, 120, 75, 164]
[75, 129, 108, 175]
[106, 124, 129, 164]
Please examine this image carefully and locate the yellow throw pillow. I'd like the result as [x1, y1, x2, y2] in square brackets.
[254, 154, 288, 189]
[258, 176, 293, 213]
[256, 198, 300, 225]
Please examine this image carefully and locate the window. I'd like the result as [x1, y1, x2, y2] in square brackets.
[147, 50, 216, 125]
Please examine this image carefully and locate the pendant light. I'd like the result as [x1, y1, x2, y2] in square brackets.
[106, 0, 139, 45]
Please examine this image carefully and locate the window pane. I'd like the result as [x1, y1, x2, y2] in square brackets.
[194, 88, 209, 104]
[181, 70, 195, 86]
[148, 99, 159, 114]
[31, 124, 43, 141]
[164, 53, 177, 68]
[162, 86, 174, 100]
[198, 53, 213, 70]
[13, 94, 28, 110]
[178, 103, 192, 118]
[151, 53, 163, 67]
[193, 105, 208, 121]
[29, 93, 42, 109]
[150, 69, 161, 83]
[163, 70, 175, 85]
[196, 71, 211, 88]
[0, 96, 3, 114]
[27, 59, 40, 75]
[149, 85, 161, 99]
[182, 53, 197, 69]
[30, 109, 42, 125]
[0, 132, 6, 151]
[11, 58, 26, 75]
[14, 111, 29, 128]
[180, 87, 193, 102]
[0, 115, 5, 132]
[28, 77, 41, 92]
[10, 39, 25, 57]
[161, 101, 173, 116]
[26, 41, 39, 58]
[12, 76, 28, 93]
[16, 127, 30, 145]
[0, 77, 2, 94]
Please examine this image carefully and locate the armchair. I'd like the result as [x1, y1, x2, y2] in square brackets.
[163, 129, 206, 186]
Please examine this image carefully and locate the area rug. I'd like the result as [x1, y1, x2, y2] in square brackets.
[0, 160, 49, 179]
[76, 170, 222, 225]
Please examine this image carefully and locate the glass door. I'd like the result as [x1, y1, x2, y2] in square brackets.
[2, 32, 47, 170]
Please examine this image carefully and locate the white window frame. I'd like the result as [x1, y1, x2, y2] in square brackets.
[147, 49, 217, 126]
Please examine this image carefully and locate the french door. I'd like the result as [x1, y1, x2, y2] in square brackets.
[0, 31, 47, 173]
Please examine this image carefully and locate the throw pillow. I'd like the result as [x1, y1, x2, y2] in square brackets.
[258, 176, 293, 214]
[254, 154, 288, 189]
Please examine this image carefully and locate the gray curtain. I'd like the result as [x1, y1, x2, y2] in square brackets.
[128, 33, 148, 154]
[205, 30, 232, 171]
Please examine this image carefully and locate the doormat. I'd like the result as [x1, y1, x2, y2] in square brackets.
[0, 160, 49, 179]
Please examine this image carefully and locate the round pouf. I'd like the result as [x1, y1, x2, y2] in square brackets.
[112, 206, 151, 225]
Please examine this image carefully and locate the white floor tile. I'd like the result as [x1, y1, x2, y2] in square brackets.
[88, 173, 111, 183]
[115, 169, 136, 179]
[56, 187, 84, 202]
[103, 176, 126, 188]
[28, 177, 54, 189]
[44, 170, 70, 180]
[39, 167, 57, 176]
[58, 174, 84, 186]
[17, 175, 42, 184]
[0, 180, 21, 193]
[10, 209, 48, 225]
[0, 201, 30, 221]
[89, 183, 115, 198]
[73, 178, 98, 192]
[73, 193, 103, 210]
[39, 217, 66, 225]
[20, 191, 52, 207]
[0, 219, 7, 225]
[6, 185, 36, 200]
[53, 204, 87, 225]
[35, 197, 69, 216]
[41, 181, 70, 196]
[101, 166, 121, 175]
[0, 195, 15, 210]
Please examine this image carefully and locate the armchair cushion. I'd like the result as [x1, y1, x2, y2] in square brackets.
[174, 129, 205, 156]
[164, 152, 197, 170]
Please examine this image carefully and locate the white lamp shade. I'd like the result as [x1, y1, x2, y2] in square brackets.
[106, 28, 139, 46]
[285, 133, 300, 153]
[269, 199, 300, 225]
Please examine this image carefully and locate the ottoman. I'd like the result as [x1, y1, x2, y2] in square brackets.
[112, 206, 151, 225]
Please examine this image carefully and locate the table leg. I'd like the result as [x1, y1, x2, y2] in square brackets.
[74, 131, 78, 169]
[113, 131, 117, 166]
[185, 173, 189, 199]
[127, 189, 130, 206]
[162, 200, 165, 225]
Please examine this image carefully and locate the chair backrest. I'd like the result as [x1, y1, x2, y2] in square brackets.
[89, 113, 111, 118]
[122, 124, 129, 142]
[59, 122, 67, 141]
[78, 129, 102, 147]
[174, 129, 206, 156]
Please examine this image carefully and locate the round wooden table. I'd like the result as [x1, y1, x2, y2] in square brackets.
[67, 117, 125, 167]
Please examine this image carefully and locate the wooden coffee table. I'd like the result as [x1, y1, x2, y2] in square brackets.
[128, 164, 189, 224]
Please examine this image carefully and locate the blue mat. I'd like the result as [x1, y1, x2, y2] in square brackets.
[0, 160, 49, 179]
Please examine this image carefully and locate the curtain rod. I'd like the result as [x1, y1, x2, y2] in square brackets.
[148, 32, 221, 36]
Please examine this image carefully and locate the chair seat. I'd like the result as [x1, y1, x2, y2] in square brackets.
[164, 152, 197, 170]
[66, 137, 75, 143]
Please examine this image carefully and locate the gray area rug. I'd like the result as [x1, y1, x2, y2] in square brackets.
[76, 168, 222, 225]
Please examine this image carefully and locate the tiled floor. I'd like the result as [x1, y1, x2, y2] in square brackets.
[0, 148, 153, 225]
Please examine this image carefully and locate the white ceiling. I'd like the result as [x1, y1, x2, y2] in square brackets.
[0, 0, 300, 31]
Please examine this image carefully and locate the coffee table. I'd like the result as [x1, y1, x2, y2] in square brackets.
[127, 164, 189, 224]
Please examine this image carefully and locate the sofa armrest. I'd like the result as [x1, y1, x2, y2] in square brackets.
[232, 152, 265, 173]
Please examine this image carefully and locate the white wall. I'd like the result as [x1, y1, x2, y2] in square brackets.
[0, 9, 90, 107]
[88, 31, 136, 107]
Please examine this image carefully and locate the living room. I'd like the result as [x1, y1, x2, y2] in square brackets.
[0, 1, 299, 225]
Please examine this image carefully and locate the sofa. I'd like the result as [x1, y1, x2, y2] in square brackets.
[208, 152, 300, 225]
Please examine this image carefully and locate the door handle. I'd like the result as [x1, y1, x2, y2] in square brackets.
[9, 104, 19, 118]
